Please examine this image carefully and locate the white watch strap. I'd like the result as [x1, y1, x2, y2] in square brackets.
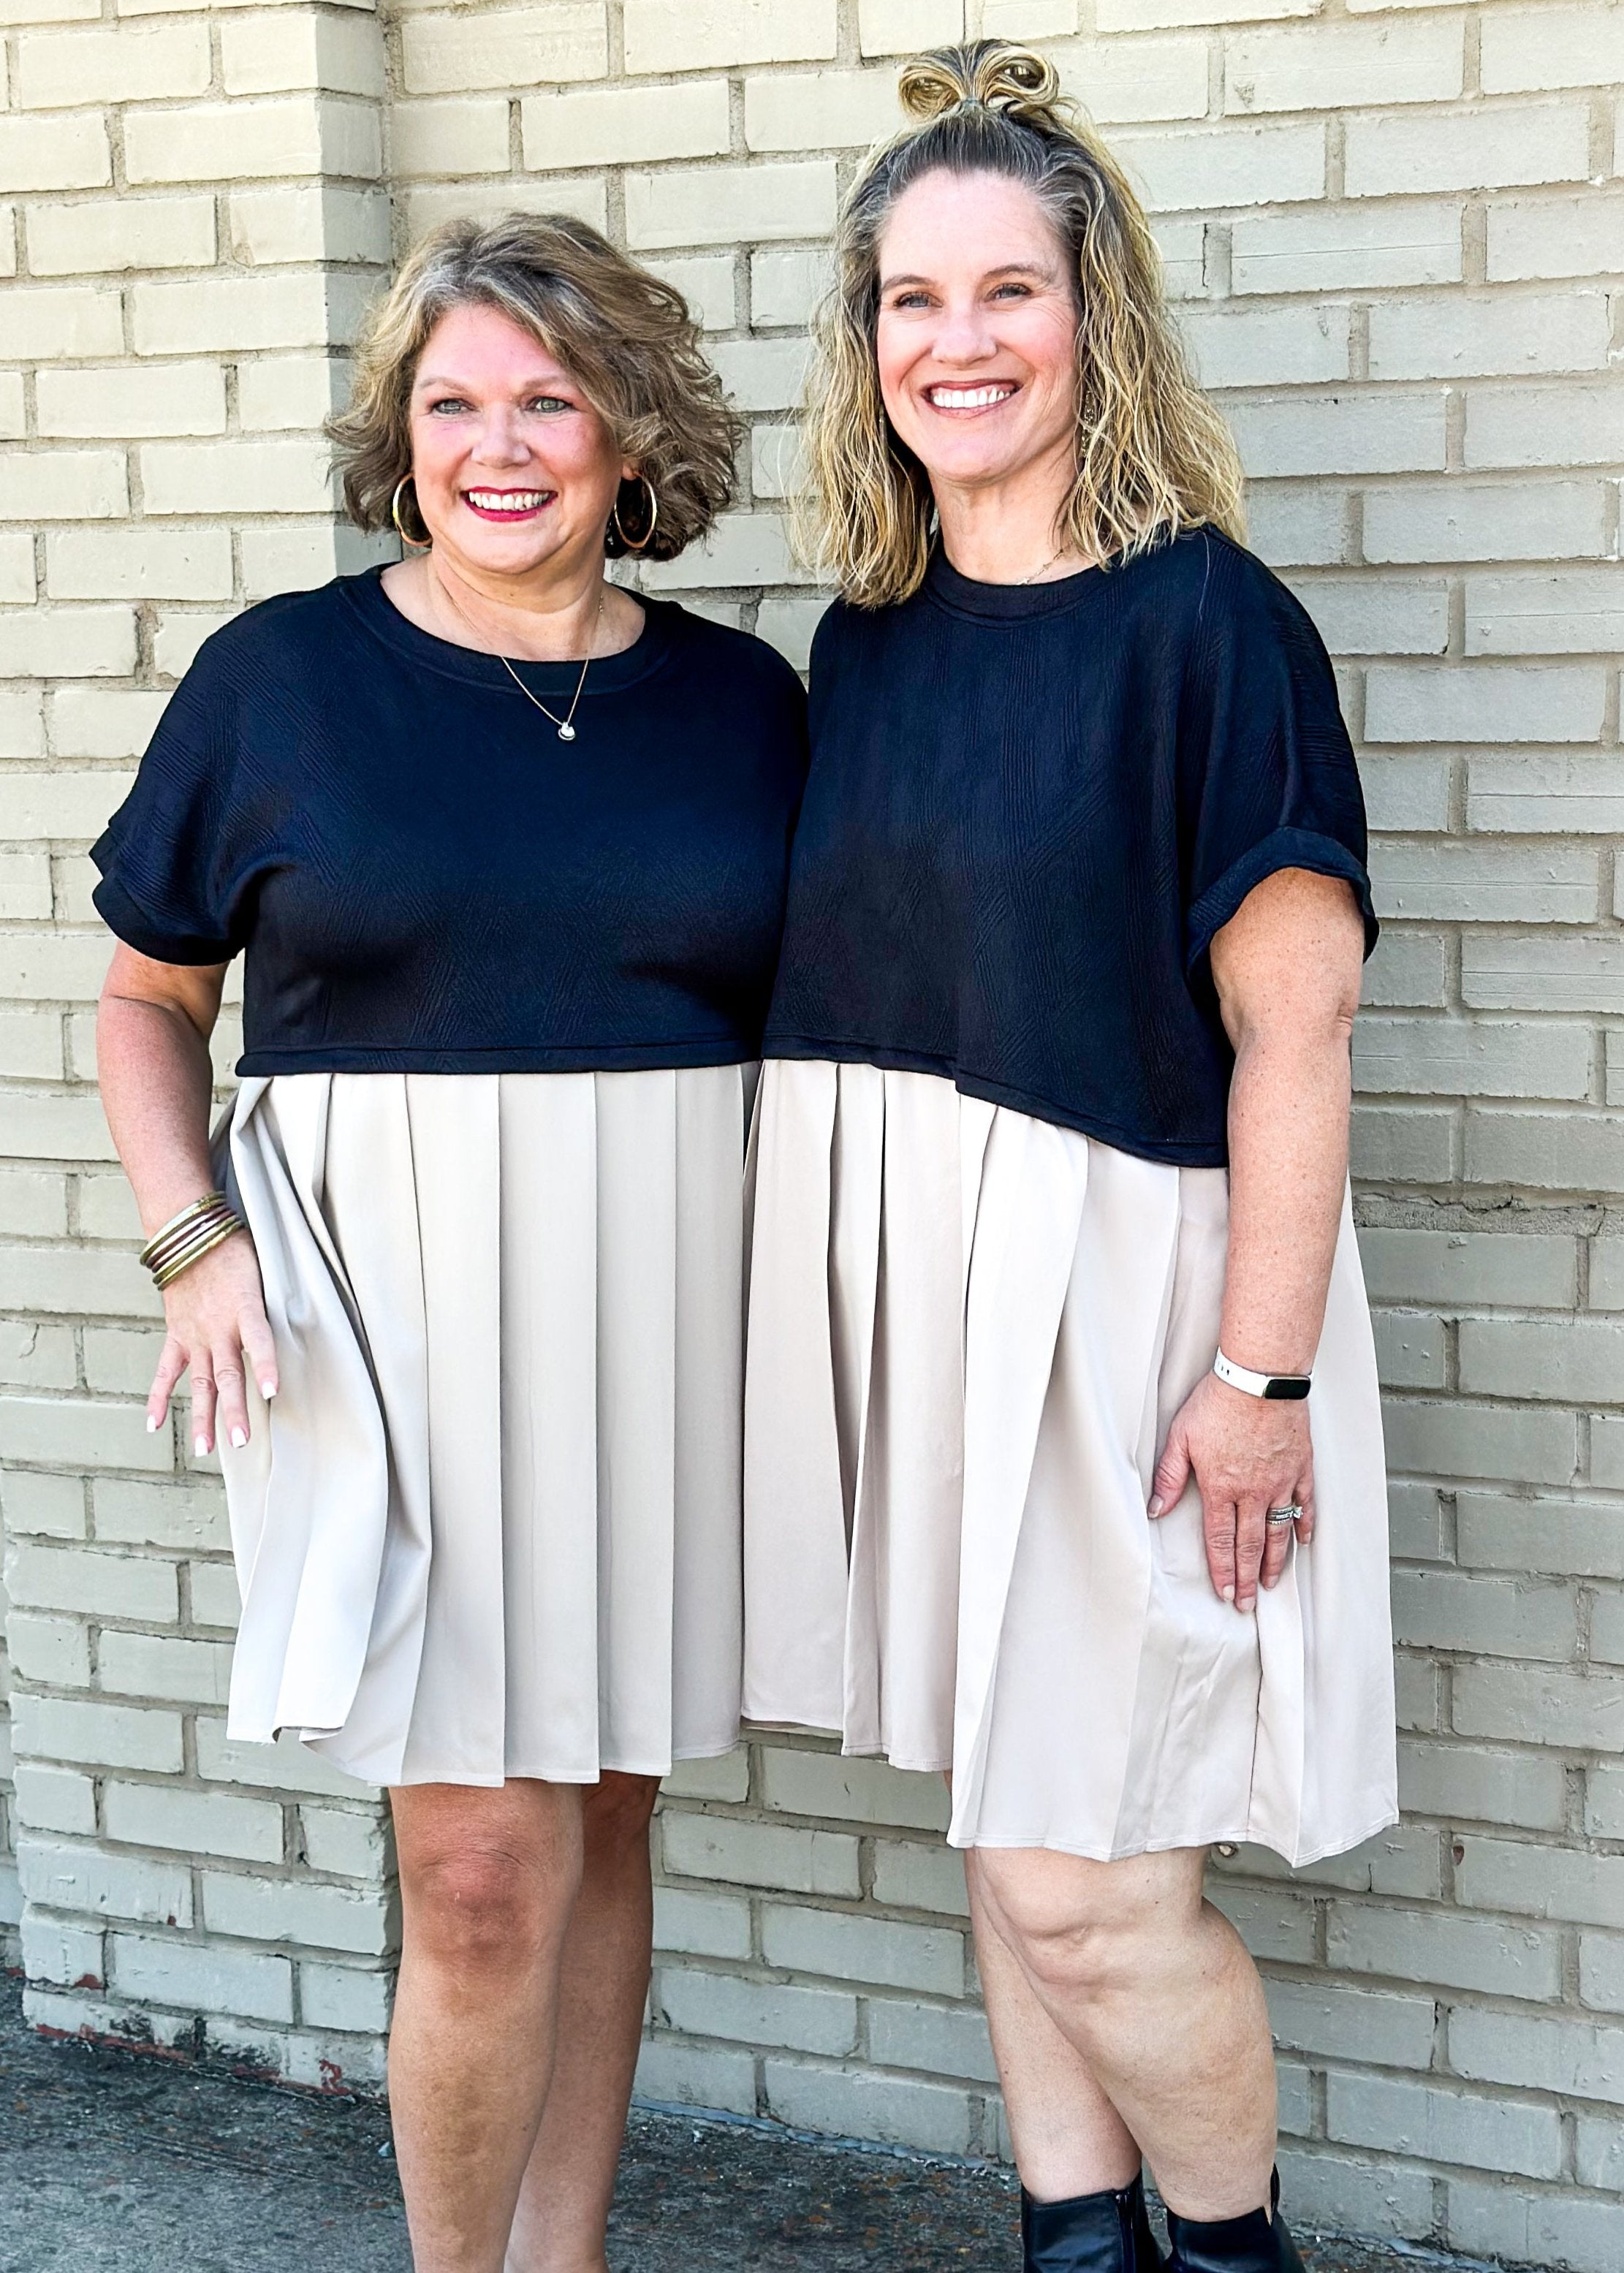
[1213, 1349, 1312, 1400]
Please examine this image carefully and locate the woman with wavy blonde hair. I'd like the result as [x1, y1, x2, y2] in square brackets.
[93, 211, 807, 2271]
[745, 45, 1395, 2273]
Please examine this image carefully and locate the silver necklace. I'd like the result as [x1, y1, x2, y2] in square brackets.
[1020, 540, 1070, 585]
[435, 568, 604, 743]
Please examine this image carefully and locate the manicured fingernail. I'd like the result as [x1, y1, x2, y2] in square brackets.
[194, 1435, 208, 1457]
[261, 1381, 277, 1400]
[1264, 1574, 1278, 1590]
[1147, 1495, 1165, 1518]
[229, 1427, 247, 1449]
[1221, 1584, 1235, 1603]
[146, 1415, 159, 1433]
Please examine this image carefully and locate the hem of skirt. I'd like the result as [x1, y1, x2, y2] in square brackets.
[341, 1744, 745, 1791]
[946, 1802, 1403, 1867]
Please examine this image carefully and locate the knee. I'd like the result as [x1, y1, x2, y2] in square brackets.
[974, 1853, 1158, 2001]
[405, 1843, 575, 1973]
[583, 1772, 659, 1865]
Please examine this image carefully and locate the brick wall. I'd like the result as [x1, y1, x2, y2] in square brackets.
[1, 1, 1622, 2263]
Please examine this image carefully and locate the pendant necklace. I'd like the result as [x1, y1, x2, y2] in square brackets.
[435, 566, 604, 743]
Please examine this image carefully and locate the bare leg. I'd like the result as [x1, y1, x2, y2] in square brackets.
[971, 1846, 1277, 2222]
[505, 1773, 661, 2273]
[390, 1780, 585, 2273]
[967, 1854, 1142, 2201]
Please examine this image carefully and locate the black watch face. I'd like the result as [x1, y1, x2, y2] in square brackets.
[1262, 1378, 1313, 1401]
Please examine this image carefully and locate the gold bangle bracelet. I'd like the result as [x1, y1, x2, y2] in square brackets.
[145, 1207, 242, 1280]
[140, 1192, 229, 1272]
[152, 1215, 246, 1292]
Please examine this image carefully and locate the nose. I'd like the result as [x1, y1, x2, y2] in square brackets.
[470, 403, 530, 466]
[932, 297, 998, 368]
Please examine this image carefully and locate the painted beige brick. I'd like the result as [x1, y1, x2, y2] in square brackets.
[0, 1087, 118, 1161]
[11, 1693, 181, 1775]
[13, 1764, 94, 1837]
[1480, 5, 1624, 95]
[743, 67, 903, 153]
[1398, 1739, 1566, 1832]
[1354, 1017, 1589, 1102]
[401, 177, 609, 243]
[646, 253, 735, 332]
[153, 611, 235, 679]
[194, 1720, 375, 1803]
[750, 246, 830, 327]
[626, 160, 837, 251]
[633, 2036, 755, 2116]
[1450, 2182, 1624, 2273]
[1369, 294, 1611, 382]
[1227, 394, 1446, 478]
[1207, 1884, 1317, 1965]
[1459, 1837, 1624, 1932]
[299, 1962, 392, 2035]
[1460, 1316, 1624, 1407]
[1049, 35, 1209, 124]
[228, 183, 390, 267]
[652, 1886, 751, 1959]
[0, 379, 24, 447]
[0, 691, 46, 758]
[51, 690, 168, 758]
[103, 1781, 281, 1864]
[1363, 479, 1606, 563]
[1462, 1495, 1624, 1582]
[1465, 569, 1624, 657]
[188, 1561, 241, 1631]
[201, 1871, 393, 1956]
[641, 513, 805, 590]
[663, 1813, 860, 1897]
[7, 1542, 176, 1622]
[37, 364, 226, 441]
[657, 1965, 857, 2055]
[1346, 102, 1591, 197]
[112, 1934, 292, 2025]
[1463, 935, 1624, 1017]
[6, 286, 124, 361]
[1373, 1310, 1446, 1389]
[712, 338, 810, 415]
[1112, 122, 1325, 212]
[1327, 2072, 1562, 2181]
[236, 356, 341, 434]
[764, 2057, 971, 2155]
[99, 1631, 232, 1705]
[527, 81, 732, 174]
[1392, 1566, 1578, 1658]
[869, 1837, 969, 1919]
[1471, 754, 1624, 834]
[1225, 19, 1463, 114]
[1365, 664, 1606, 745]
[0, 450, 130, 524]
[16, 22, 211, 108]
[20, 1840, 191, 1929]
[1468, 1108, 1624, 1196]
[760, 1749, 949, 1832]
[868, 1995, 997, 2083]
[26, 195, 215, 277]
[132, 272, 338, 357]
[1177, 303, 1349, 390]
[625, 0, 835, 73]
[1230, 200, 1460, 293]
[1487, 195, 1624, 281]
[762, 1904, 965, 1995]
[858, 0, 960, 53]
[1099, 0, 1312, 24]
[390, 99, 509, 179]
[140, 439, 334, 516]
[1456, 1664, 1624, 1752]
[1246, 485, 1348, 568]
[1381, 1399, 1576, 1487]
[125, 96, 381, 187]
[1264, 1978, 1435, 2068]
[1466, 384, 1624, 471]
[9, 1608, 90, 1680]
[0, 610, 137, 683]
[45, 528, 232, 604]
[219, 8, 385, 98]
[401, 5, 607, 96]
[0, 113, 110, 194]
[1358, 1228, 1577, 1309]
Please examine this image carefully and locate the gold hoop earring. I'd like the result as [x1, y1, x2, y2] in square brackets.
[611, 473, 659, 555]
[391, 477, 430, 552]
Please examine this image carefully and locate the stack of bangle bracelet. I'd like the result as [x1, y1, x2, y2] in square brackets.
[139, 1191, 248, 1292]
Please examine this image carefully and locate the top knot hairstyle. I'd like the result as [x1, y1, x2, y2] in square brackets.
[802, 40, 1245, 608]
[330, 210, 740, 562]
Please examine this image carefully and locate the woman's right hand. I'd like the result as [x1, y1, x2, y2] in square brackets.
[147, 1229, 279, 1457]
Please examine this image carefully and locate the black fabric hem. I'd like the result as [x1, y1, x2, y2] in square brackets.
[762, 1037, 1231, 1168]
[91, 870, 235, 968]
[236, 1038, 762, 1077]
[1184, 827, 1378, 974]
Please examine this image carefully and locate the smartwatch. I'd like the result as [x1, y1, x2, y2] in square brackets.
[1213, 1349, 1312, 1402]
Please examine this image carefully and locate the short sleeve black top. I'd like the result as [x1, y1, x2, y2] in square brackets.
[93, 570, 809, 1076]
[763, 527, 1375, 1168]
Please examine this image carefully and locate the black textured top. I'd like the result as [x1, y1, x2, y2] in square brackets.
[764, 528, 1375, 1167]
[92, 569, 809, 1076]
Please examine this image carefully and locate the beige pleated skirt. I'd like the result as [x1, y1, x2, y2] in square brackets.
[216, 1065, 754, 1789]
[742, 1061, 1398, 1867]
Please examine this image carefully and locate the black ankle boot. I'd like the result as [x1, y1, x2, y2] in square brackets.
[1022, 2173, 1166, 2271]
[1164, 2171, 1305, 2273]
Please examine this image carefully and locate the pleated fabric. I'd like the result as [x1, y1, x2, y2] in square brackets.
[217, 1066, 754, 1789]
[742, 1061, 1398, 1867]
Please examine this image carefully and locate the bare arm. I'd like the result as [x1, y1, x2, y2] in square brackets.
[1148, 868, 1366, 1611]
[98, 944, 278, 1453]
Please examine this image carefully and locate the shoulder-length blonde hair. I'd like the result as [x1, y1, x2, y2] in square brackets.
[329, 210, 739, 561]
[803, 41, 1245, 608]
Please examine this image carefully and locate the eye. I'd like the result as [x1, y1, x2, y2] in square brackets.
[526, 394, 576, 414]
[425, 395, 472, 414]
[990, 281, 1033, 301]
[889, 289, 934, 311]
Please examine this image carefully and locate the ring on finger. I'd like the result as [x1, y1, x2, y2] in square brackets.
[1265, 1503, 1303, 1527]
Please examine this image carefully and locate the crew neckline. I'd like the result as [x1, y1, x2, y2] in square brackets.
[344, 563, 677, 694]
[923, 543, 1109, 623]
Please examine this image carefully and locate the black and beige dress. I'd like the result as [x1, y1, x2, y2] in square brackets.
[93, 570, 808, 1789]
[743, 531, 1398, 1868]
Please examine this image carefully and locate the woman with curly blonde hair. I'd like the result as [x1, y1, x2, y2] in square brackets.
[745, 45, 1395, 2273]
[92, 212, 806, 2272]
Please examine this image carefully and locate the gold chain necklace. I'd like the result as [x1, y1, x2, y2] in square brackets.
[433, 566, 604, 743]
[1020, 540, 1070, 585]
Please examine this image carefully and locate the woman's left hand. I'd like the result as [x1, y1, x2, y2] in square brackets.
[1148, 1370, 1314, 1612]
